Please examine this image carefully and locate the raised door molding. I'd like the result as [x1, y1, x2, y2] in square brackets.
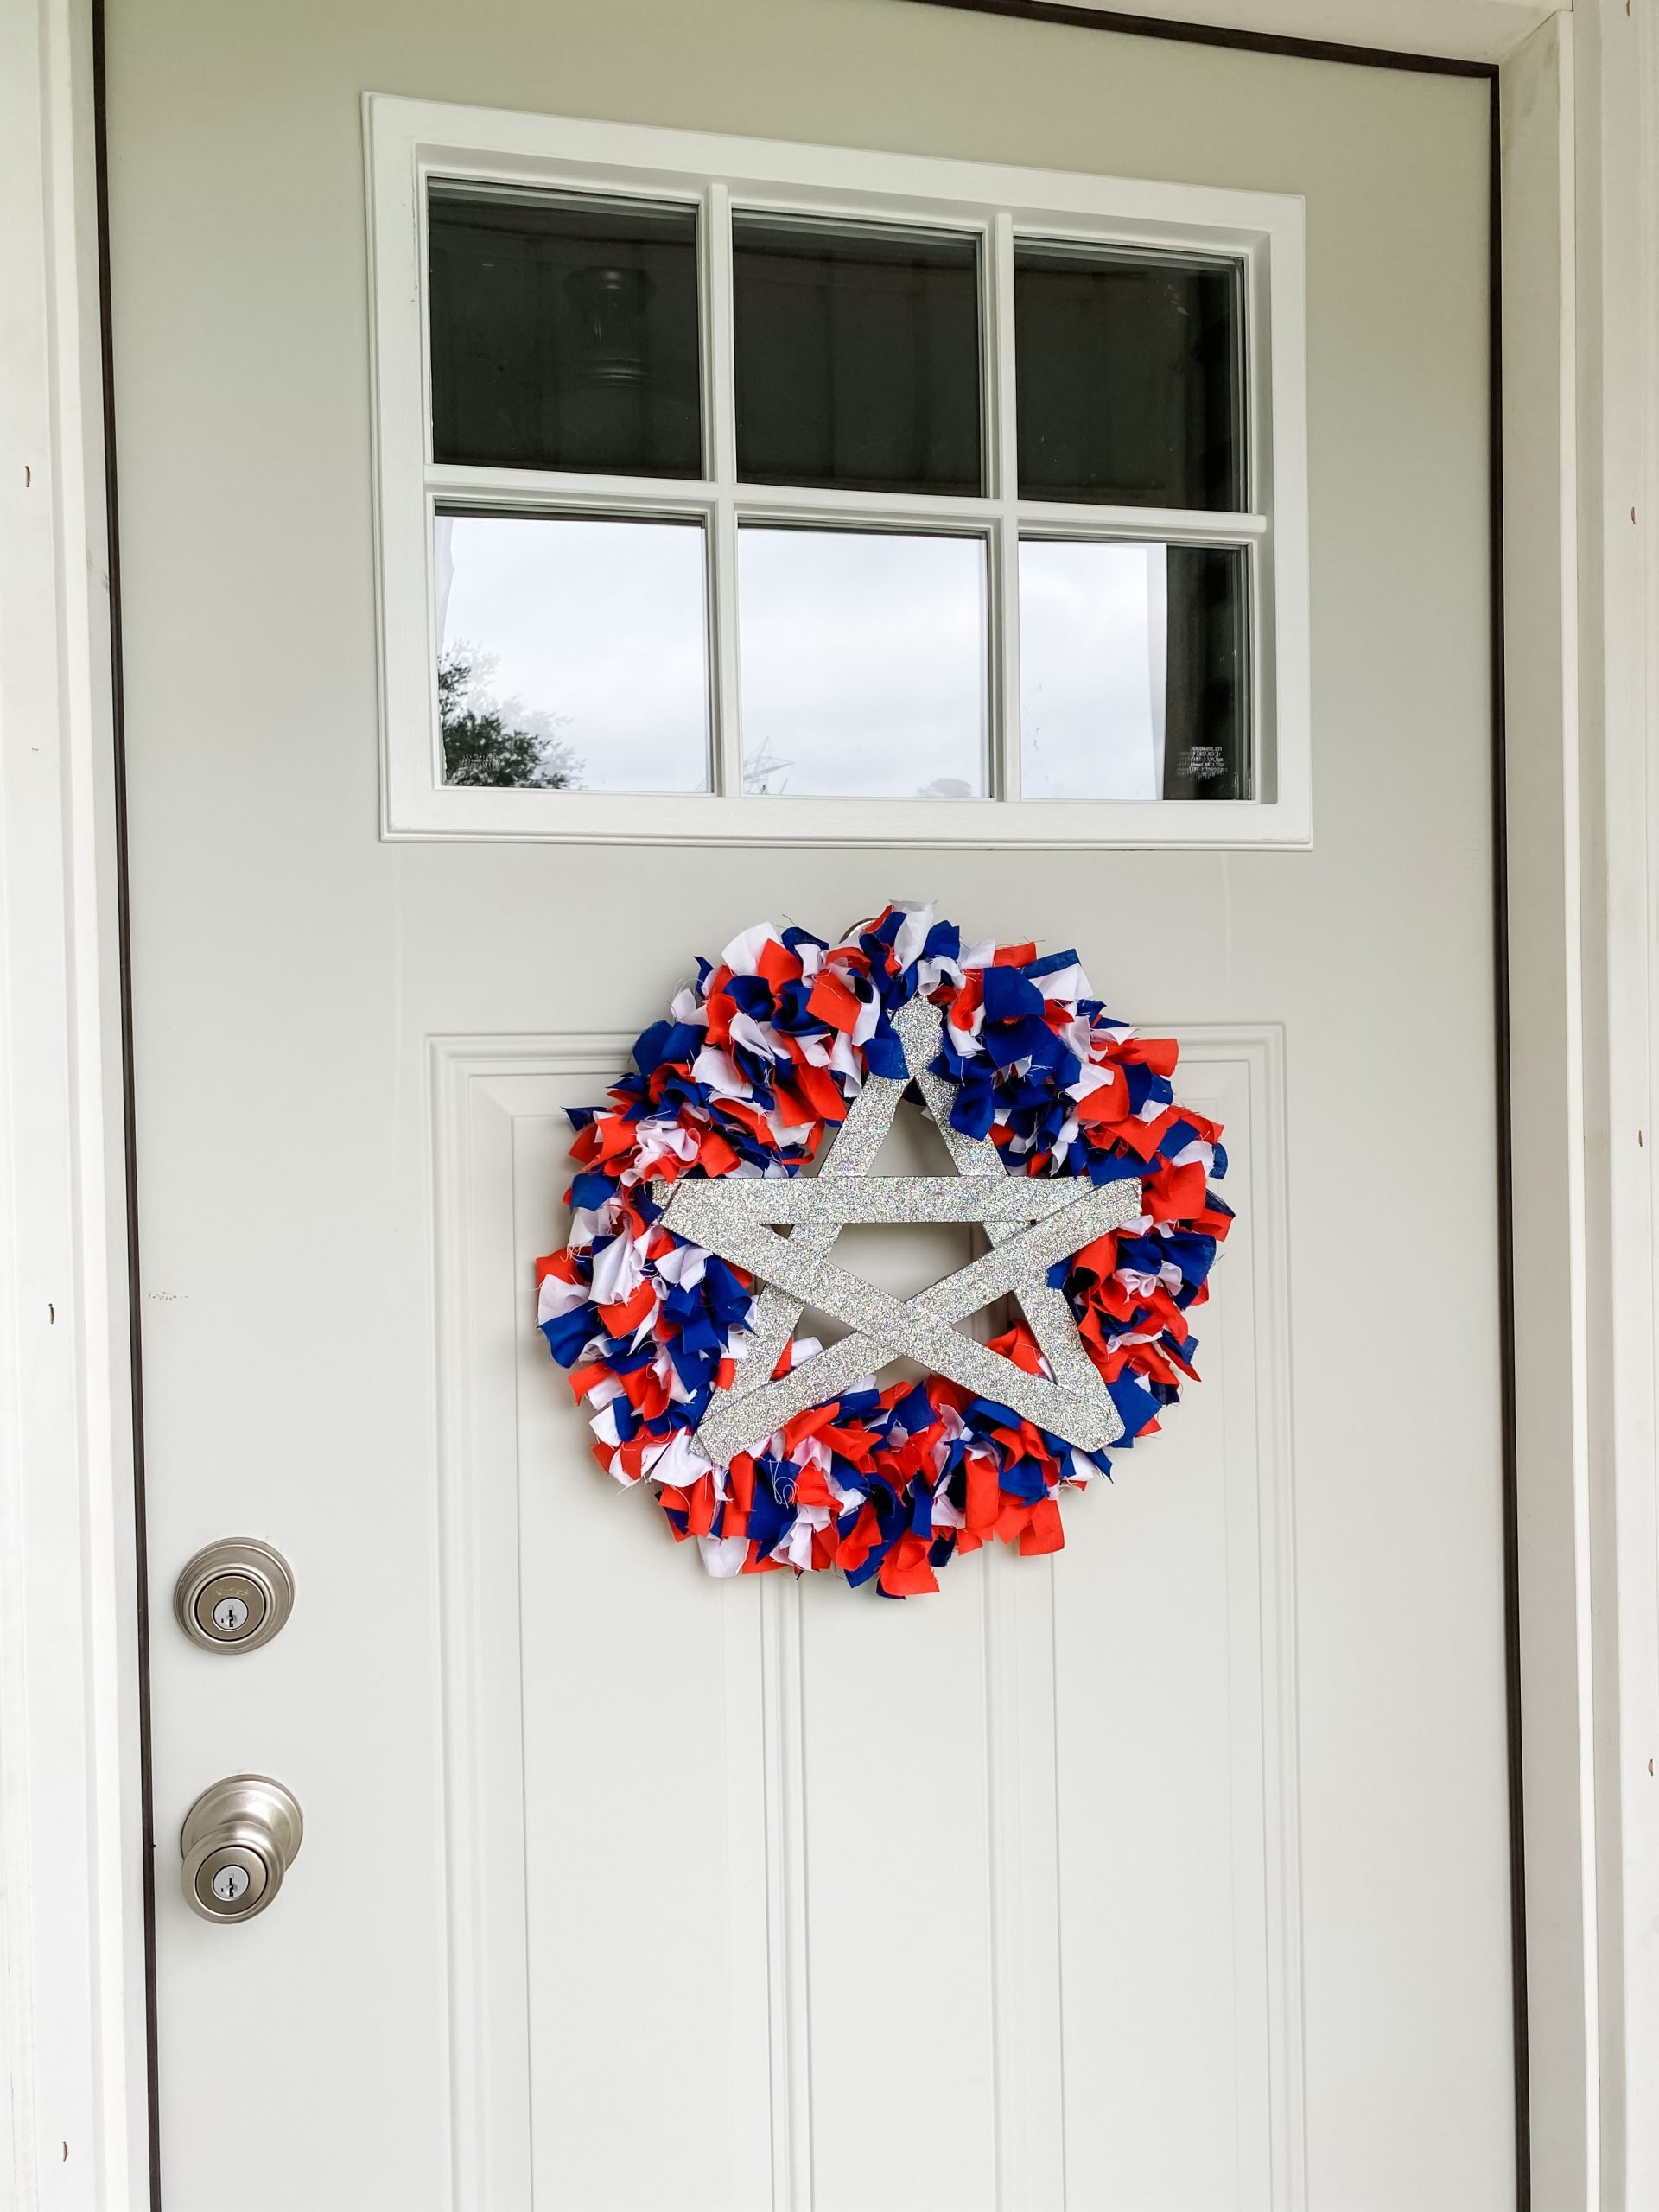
[429, 1024, 1301, 2209]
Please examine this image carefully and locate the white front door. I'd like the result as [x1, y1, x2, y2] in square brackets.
[109, 5, 1516, 2205]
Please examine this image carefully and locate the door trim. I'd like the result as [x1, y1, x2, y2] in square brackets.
[0, 0, 150, 2205]
[3, 2, 1648, 2207]
[904, 0, 1506, 72]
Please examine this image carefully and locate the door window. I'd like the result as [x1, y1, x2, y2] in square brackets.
[367, 101, 1307, 842]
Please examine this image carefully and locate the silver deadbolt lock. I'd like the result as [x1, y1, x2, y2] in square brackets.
[180, 1774, 303, 1923]
[174, 1538, 294, 1652]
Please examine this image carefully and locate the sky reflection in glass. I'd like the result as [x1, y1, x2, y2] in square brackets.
[1019, 538, 1169, 801]
[738, 527, 988, 798]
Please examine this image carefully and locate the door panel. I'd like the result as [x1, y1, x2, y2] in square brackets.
[110, 3, 1510, 2206]
[438, 1035, 1293, 2210]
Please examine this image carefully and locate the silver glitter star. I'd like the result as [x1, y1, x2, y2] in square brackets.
[658, 998, 1139, 1464]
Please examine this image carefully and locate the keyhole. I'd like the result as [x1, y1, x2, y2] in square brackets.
[212, 1864, 250, 1904]
[213, 1595, 249, 1634]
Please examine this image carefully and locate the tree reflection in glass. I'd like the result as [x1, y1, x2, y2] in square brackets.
[435, 512, 711, 792]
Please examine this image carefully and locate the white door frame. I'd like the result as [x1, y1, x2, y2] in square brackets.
[1, 2, 1650, 2204]
[0, 0, 150, 2204]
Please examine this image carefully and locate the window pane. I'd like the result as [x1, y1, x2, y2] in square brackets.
[739, 528, 988, 798]
[428, 187, 702, 478]
[1019, 540, 1248, 800]
[734, 216, 982, 495]
[1014, 243, 1243, 511]
[435, 513, 710, 792]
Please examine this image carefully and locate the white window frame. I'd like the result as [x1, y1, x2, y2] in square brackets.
[365, 93, 1309, 847]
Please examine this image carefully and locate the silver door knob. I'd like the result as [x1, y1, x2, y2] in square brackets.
[180, 1774, 303, 1923]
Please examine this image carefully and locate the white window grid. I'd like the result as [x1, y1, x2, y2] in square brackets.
[366, 95, 1309, 845]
